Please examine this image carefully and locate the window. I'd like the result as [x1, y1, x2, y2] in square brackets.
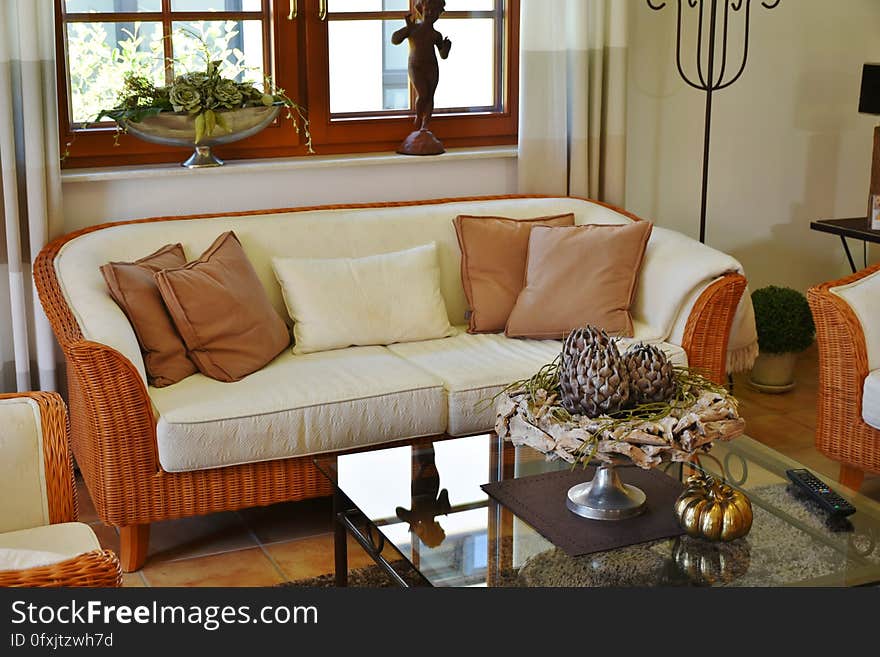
[57, 0, 301, 166]
[56, 0, 518, 167]
[308, 0, 517, 153]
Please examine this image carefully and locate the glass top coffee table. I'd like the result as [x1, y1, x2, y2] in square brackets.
[314, 434, 880, 587]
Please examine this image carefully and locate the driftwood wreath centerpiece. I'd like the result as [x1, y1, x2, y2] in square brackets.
[494, 326, 745, 520]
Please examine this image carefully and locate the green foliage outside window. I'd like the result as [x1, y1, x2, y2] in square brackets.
[73, 22, 312, 153]
[67, 20, 256, 125]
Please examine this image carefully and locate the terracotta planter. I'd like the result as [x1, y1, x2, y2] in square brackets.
[748, 351, 798, 393]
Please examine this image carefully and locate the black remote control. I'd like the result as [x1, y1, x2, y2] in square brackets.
[786, 469, 856, 517]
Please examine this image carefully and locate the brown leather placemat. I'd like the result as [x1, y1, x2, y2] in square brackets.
[481, 466, 686, 557]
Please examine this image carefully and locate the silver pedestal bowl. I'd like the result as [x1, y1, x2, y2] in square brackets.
[124, 105, 282, 168]
[566, 463, 647, 520]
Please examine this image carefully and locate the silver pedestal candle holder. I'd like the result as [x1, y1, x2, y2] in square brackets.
[566, 463, 646, 520]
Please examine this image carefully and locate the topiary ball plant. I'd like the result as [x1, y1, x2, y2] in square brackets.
[751, 286, 815, 354]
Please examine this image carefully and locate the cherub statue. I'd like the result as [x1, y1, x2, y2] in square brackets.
[391, 0, 452, 155]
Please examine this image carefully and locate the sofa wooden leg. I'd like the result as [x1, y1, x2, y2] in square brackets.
[838, 464, 865, 492]
[119, 524, 150, 572]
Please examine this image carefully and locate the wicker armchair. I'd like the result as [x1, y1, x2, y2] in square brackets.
[0, 392, 121, 587]
[807, 263, 880, 491]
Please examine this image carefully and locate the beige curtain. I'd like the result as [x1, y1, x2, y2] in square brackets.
[518, 0, 628, 204]
[0, 0, 62, 392]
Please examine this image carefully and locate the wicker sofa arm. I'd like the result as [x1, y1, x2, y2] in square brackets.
[64, 341, 160, 526]
[0, 549, 122, 588]
[680, 273, 748, 384]
[34, 240, 164, 528]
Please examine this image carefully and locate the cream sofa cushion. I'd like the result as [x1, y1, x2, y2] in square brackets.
[863, 370, 880, 430]
[0, 522, 100, 563]
[830, 268, 880, 371]
[0, 397, 50, 534]
[53, 197, 641, 384]
[389, 331, 562, 435]
[273, 243, 454, 355]
[388, 329, 689, 436]
[149, 346, 447, 472]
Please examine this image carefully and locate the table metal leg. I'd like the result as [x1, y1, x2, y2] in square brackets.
[840, 235, 857, 273]
[333, 487, 348, 588]
[337, 512, 422, 587]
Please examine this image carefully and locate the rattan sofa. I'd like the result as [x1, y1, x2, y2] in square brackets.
[0, 392, 121, 587]
[34, 195, 747, 572]
[808, 262, 880, 491]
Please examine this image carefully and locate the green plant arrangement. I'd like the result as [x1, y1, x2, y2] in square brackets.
[751, 286, 815, 354]
[92, 28, 311, 154]
[67, 20, 248, 126]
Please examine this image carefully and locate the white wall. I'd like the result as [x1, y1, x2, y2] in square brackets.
[625, 0, 880, 291]
[61, 149, 517, 233]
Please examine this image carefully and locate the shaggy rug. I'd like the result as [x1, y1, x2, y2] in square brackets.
[281, 562, 416, 588]
[281, 562, 522, 587]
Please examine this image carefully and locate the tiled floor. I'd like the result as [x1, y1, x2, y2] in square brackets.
[76, 344, 879, 586]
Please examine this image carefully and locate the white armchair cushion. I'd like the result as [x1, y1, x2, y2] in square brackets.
[0, 548, 71, 571]
[0, 522, 100, 571]
[0, 398, 50, 534]
[830, 268, 880, 371]
[863, 370, 880, 430]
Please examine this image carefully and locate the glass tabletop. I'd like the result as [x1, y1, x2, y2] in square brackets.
[314, 434, 880, 587]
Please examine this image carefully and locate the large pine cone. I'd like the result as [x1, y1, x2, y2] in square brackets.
[562, 325, 610, 357]
[625, 343, 676, 403]
[560, 327, 631, 417]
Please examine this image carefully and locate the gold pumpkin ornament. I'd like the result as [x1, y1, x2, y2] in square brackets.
[674, 474, 753, 542]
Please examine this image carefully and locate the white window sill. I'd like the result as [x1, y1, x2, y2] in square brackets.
[61, 145, 518, 184]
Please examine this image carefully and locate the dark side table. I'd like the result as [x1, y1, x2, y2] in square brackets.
[810, 217, 880, 273]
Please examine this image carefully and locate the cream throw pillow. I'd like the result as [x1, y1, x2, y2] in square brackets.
[273, 243, 455, 354]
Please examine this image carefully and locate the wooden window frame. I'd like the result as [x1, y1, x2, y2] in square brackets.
[57, 0, 518, 168]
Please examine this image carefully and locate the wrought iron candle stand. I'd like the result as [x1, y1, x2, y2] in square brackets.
[646, 0, 781, 243]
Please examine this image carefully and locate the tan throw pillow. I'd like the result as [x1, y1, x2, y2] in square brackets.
[505, 222, 653, 340]
[101, 244, 197, 388]
[155, 232, 290, 382]
[272, 243, 455, 355]
[454, 213, 575, 333]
